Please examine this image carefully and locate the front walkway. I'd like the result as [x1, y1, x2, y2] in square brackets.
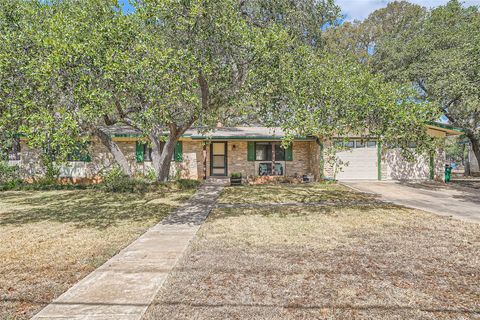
[343, 181, 480, 223]
[33, 183, 224, 320]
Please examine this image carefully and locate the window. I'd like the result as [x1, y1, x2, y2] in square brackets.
[334, 140, 354, 148]
[140, 142, 174, 162]
[259, 162, 284, 176]
[143, 144, 153, 162]
[355, 140, 365, 148]
[367, 141, 377, 148]
[255, 142, 285, 161]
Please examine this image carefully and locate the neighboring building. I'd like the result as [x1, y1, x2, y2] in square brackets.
[9, 124, 461, 182]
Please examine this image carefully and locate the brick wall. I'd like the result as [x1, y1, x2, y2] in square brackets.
[16, 139, 318, 181]
[226, 141, 256, 176]
[285, 141, 312, 177]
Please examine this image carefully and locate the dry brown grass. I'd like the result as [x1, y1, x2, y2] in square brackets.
[0, 188, 194, 320]
[144, 184, 480, 320]
[219, 183, 376, 204]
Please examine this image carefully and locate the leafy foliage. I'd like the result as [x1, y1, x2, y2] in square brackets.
[0, 162, 21, 185]
[325, 0, 480, 166]
[0, 0, 442, 179]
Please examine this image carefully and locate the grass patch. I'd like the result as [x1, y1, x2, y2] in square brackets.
[219, 182, 376, 204]
[144, 184, 479, 320]
[0, 187, 195, 320]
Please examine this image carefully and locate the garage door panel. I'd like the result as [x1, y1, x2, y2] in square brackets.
[335, 148, 378, 180]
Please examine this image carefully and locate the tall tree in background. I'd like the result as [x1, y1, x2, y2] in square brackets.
[254, 1, 437, 153]
[326, 0, 480, 168]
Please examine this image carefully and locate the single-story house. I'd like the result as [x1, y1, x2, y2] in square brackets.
[6, 123, 461, 182]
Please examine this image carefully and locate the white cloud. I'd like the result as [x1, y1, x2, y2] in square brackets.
[337, 0, 480, 21]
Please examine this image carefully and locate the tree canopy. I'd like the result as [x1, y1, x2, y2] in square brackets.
[0, 0, 441, 180]
[325, 0, 480, 168]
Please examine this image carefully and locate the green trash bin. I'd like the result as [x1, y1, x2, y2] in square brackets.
[445, 165, 452, 183]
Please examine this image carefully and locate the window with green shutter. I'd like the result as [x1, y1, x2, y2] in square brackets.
[247, 142, 255, 161]
[285, 144, 293, 161]
[174, 141, 183, 162]
[135, 141, 144, 163]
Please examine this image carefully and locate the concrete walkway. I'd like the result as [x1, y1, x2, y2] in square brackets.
[32, 183, 224, 320]
[343, 181, 480, 223]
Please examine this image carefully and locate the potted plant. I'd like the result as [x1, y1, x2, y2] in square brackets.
[230, 172, 242, 186]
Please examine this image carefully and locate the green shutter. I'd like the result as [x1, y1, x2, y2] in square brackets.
[80, 153, 91, 162]
[174, 141, 183, 162]
[135, 142, 144, 163]
[285, 144, 293, 161]
[247, 142, 255, 161]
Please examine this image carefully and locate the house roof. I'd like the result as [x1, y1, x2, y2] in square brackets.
[101, 125, 143, 137]
[426, 122, 463, 136]
[187, 127, 312, 140]
[104, 125, 313, 140]
[103, 122, 462, 140]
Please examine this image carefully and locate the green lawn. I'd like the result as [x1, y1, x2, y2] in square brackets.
[144, 183, 480, 320]
[0, 187, 194, 320]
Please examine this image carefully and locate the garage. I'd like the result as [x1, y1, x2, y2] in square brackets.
[334, 139, 378, 180]
[385, 149, 431, 180]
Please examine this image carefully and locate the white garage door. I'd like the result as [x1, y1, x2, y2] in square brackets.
[335, 140, 378, 180]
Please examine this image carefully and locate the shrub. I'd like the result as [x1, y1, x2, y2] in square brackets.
[176, 179, 201, 190]
[41, 161, 61, 185]
[145, 168, 157, 181]
[0, 162, 20, 184]
[230, 172, 242, 178]
[100, 166, 140, 193]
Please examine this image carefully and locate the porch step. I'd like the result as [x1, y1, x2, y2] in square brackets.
[205, 176, 230, 186]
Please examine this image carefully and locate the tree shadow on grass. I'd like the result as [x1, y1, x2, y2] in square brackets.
[219, 184, 379, 204]
[0, 190, 181, 229]
[210, 202, 401, 221]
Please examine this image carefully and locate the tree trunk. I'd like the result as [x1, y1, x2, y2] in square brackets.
[466, 132, 480, 173]
[95, 129, 131, 176]
[151, 134, 178, 182]
[463, 143, 470, 176]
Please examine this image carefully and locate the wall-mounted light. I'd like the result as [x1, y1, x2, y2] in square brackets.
[232, 144, 237, 150]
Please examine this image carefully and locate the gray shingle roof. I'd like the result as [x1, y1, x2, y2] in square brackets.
[102, 125, 311, 140]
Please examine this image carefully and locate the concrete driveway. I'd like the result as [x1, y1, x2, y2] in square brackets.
[343, 181, 480, 223]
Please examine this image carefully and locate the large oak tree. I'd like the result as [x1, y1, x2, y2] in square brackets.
[325, 0, 480, 168]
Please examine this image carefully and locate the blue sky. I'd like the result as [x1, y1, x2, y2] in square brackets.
[119, 0, 134, 13]
[119, 0, 480, 21]
[338, 0, 480, 21]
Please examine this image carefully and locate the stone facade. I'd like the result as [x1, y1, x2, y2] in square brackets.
[13, 139, 319, 181]
[12, 134, 450, 182]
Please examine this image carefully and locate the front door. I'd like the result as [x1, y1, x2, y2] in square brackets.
[210, 142, 227, 176]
